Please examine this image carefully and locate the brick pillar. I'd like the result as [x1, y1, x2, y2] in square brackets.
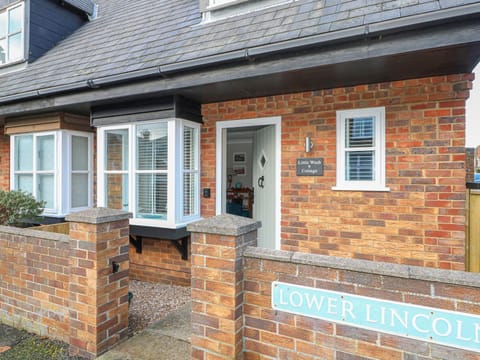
[66, 208, 131, 359]
[188, 214, 260, 359]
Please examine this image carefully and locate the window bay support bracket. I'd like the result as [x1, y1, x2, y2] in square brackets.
[170, 237, 189, 260]
[129, 235, 143, 253]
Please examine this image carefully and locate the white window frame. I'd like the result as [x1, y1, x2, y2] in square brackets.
[0, 1, 25, 66]
[96, 118, 201, 229]
[10, 130, 94, 216]
[333, 107, 390, 192]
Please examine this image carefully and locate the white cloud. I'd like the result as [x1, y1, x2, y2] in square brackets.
[466, 63, 480, 148]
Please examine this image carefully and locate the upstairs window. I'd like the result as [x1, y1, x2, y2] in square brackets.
[97, 118, 200, 228]
[0, 2, 25, 65]
[11, 130, 94, 216]
[333, 107, 389, 192]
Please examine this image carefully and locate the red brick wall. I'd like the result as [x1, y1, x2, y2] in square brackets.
[130, 239, 191, 286]
[242, 248, 480, 360]
[0, 209, 130, 359]
[201, 74, 473, 270]
[0, 228, 70, 341]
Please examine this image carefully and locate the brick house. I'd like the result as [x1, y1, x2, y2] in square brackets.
[0, 0, 479, 284]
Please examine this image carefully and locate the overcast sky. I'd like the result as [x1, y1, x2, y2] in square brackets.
[466, 63, 480, 148]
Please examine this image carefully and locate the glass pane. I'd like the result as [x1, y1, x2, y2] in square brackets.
[136, 173, 167, 219]
[37, 135, 55, 171]
[106, 174, 128, 211]
[8, 5, 22, 34]
[8, 32, 22, 61]
[38, 174, 54, 208]
[0, 38, 6, 64]
[14, 135, 33, 171]
[346, 117, 374, 148]
[0, 11, 6, 38]
[72, 136, 88, 171]
[72, 174, 88, 208]
[183, 172, 197, 216]
[106, 129, 128, 171]
[346, 151, 374, 181]
[15, 174, 33, 193]
[137, 123, 168, 171]
[183, 126, 197, 170]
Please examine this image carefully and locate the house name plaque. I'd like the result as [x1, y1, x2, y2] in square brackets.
[296, 158, 323, 176]
[272, 281, 480, 353]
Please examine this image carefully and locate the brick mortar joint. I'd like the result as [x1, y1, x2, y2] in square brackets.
[243, 247, 480, 288]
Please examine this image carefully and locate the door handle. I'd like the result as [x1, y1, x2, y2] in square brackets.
[258, 176, 264, 189]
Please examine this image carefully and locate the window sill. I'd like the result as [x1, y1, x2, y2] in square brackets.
[130, 216, 201, 229]
[332, 186, 390, 192]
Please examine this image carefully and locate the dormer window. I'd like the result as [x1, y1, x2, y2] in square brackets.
[0, 2, 25, 66]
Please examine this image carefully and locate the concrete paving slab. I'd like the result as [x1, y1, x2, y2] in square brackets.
[148, 303, 191, 342]
[97, 302, 191, 360]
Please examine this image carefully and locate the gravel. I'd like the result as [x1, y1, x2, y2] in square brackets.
[128, 280, 191, 336]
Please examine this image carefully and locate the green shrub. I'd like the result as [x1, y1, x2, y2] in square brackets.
[0, 190, 45, 226]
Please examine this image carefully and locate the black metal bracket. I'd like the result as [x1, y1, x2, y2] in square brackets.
[129, 235, 143, 254]
[170, 237, 189, 260]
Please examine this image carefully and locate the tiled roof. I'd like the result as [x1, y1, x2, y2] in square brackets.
[0, 0, 478, 101]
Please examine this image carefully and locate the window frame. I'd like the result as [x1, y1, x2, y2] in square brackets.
[333, 107, 390, 192]
[10, 130, 94, 216]
[96, 118, 201, 229]
[0, 1, 25, 66]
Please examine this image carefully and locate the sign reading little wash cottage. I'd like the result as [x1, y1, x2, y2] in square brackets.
[296, 158, 323, 176]
[272, 282, 480, 353]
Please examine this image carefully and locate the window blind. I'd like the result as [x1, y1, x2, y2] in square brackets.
[183, 126, 198, 217]
[345, 117, 375, 181]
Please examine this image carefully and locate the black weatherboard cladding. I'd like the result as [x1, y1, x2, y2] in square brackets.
[29, 0, 87, 62]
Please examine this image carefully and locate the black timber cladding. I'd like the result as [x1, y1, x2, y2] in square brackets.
[91, 96, 202, 126]
[29, 0, 87, 62]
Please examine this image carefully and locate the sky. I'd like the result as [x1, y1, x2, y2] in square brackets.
[466, 63, 480, 148]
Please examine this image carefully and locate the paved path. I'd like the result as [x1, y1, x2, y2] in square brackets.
[97, 303, 191, 360]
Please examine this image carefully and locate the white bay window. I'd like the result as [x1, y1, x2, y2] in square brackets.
[11, 130, 94, 216]
[97, 118, 200, 228]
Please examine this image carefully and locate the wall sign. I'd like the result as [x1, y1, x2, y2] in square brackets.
[272, 281, 480, 353]
[296, 158, 323, 176]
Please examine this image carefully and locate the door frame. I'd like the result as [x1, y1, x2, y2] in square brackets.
[215, 116, 281, 249]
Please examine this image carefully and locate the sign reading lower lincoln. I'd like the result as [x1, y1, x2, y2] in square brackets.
[272, 282, 480, 352]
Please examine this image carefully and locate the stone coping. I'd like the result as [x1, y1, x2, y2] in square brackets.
[187, 214, 261, 236]
[65, 207, 132, 224]
[0, 225, 69, 243]
[244, 247, 480, 288]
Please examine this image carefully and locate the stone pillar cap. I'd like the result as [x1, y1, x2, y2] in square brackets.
[65, 207, 132, 224]
[187, 214, 261, 236]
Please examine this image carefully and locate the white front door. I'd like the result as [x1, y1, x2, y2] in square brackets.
[216, 117, 281, 249]
[252, 125, 276, 248]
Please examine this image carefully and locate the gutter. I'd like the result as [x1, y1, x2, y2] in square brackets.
[0, 3, 479, 106]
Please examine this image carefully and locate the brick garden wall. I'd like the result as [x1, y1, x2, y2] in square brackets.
[189, 215, 480, 360]
[201, 74, 473, 270]
[242, 248, 480, 360]
[0, 227, 71, 341]
[0, 208, 131, 359]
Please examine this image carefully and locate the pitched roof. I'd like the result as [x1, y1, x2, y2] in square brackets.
[0, 0, 479, 103]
